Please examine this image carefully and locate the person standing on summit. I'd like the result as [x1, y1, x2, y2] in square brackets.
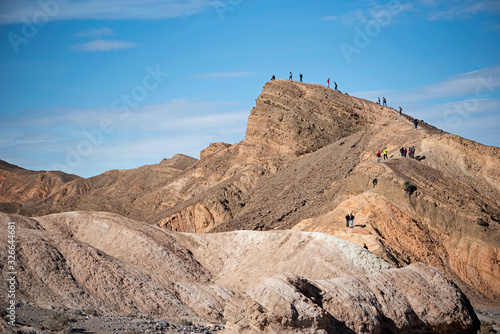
[334, 82, 338, 90]
[300, 73, 303, 82]
[289, 72, 293, 81]
[382, 97, 387, 106]
[327, 78, 330, 88]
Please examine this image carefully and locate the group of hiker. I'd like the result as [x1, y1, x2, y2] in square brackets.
[271, 73, 338, 90]
[377, 146, 417, 162]
[400, 146, 416, 158]
[378, 97, 387, 106]
[345, 213, 355, 228]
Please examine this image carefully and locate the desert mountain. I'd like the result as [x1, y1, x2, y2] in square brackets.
[0, 211, 479, 333]
[1, 80, 499, 318]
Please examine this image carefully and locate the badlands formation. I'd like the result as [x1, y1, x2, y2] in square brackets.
[1, 80, 499, 333]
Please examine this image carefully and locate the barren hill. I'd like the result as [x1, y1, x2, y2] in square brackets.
[1, 80, 499, 308]
[0, 211, 479, 333]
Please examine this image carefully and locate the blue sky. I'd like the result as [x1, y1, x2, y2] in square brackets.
[0, 0, 499, 177]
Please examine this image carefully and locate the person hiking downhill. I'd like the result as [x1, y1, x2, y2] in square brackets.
[383, 149, 388, 160]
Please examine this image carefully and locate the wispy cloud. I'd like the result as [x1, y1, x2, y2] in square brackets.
[322, 1, 414, 25]
[428, 0, 500, 21]
[354, 65, 500, 102]
[71, 39, 137, 52]
[194, 72, 256, 79]
[0, 99, 249, 177]
[352, 65, 500, 147]
[0, 0, 216, 25]
[72, 28, 114, 38]
[401, 65, 500, 101]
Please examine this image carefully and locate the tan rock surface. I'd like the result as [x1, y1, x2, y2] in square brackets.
[0, 211, 479, 333]
[222, 263, 478, 334]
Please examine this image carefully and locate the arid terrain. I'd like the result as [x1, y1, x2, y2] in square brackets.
[1, 80, 499, 333]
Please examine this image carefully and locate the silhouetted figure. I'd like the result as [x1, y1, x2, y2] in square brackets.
[414, 119, 418, 129]
[363, 244, 368, 249]
[300, 73, 303, 82]
[399, 106, 402, 116]
[334, 82, 338, 90]
[400, 147, 404, 157]
[382, 97, 387, 106]
[378, 97, 381, 104]
[271, 75, 275, 81]
[289, 72, 292, 81]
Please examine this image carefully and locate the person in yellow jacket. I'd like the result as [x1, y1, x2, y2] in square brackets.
[383, 148, 388, 160]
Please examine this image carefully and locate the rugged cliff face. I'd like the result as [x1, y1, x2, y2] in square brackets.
[1, 80, 499, 307]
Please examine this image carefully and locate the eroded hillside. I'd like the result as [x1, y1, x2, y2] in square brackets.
[0, 211, 479, 333]
[1, 80, 499, 306]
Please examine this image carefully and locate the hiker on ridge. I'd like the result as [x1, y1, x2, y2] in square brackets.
[383, 148, 388, 160]
[414, 119, 418, 129]
[300, 73, 303, 82]
[378, 97, 381, 104]
[399, 106, 402, 116]
[349, 213, 355, 228]
[345, 213, 350, 227]
[289, 72, 292, 81]
[271, 75, 275, 81]
[334, 82, 338, 90]
[382, 97, 387, 106]
[327, 78, 330, 88]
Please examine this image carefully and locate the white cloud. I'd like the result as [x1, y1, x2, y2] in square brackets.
[71, 39, 137, 51]
[323, 1, 414, 26]
[322, 15, 338, 21]
[0, 99, 249, 177]
[427, 0, 500, 21]
[72, 28, 114, 38]
[0, 0, 217, 25]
